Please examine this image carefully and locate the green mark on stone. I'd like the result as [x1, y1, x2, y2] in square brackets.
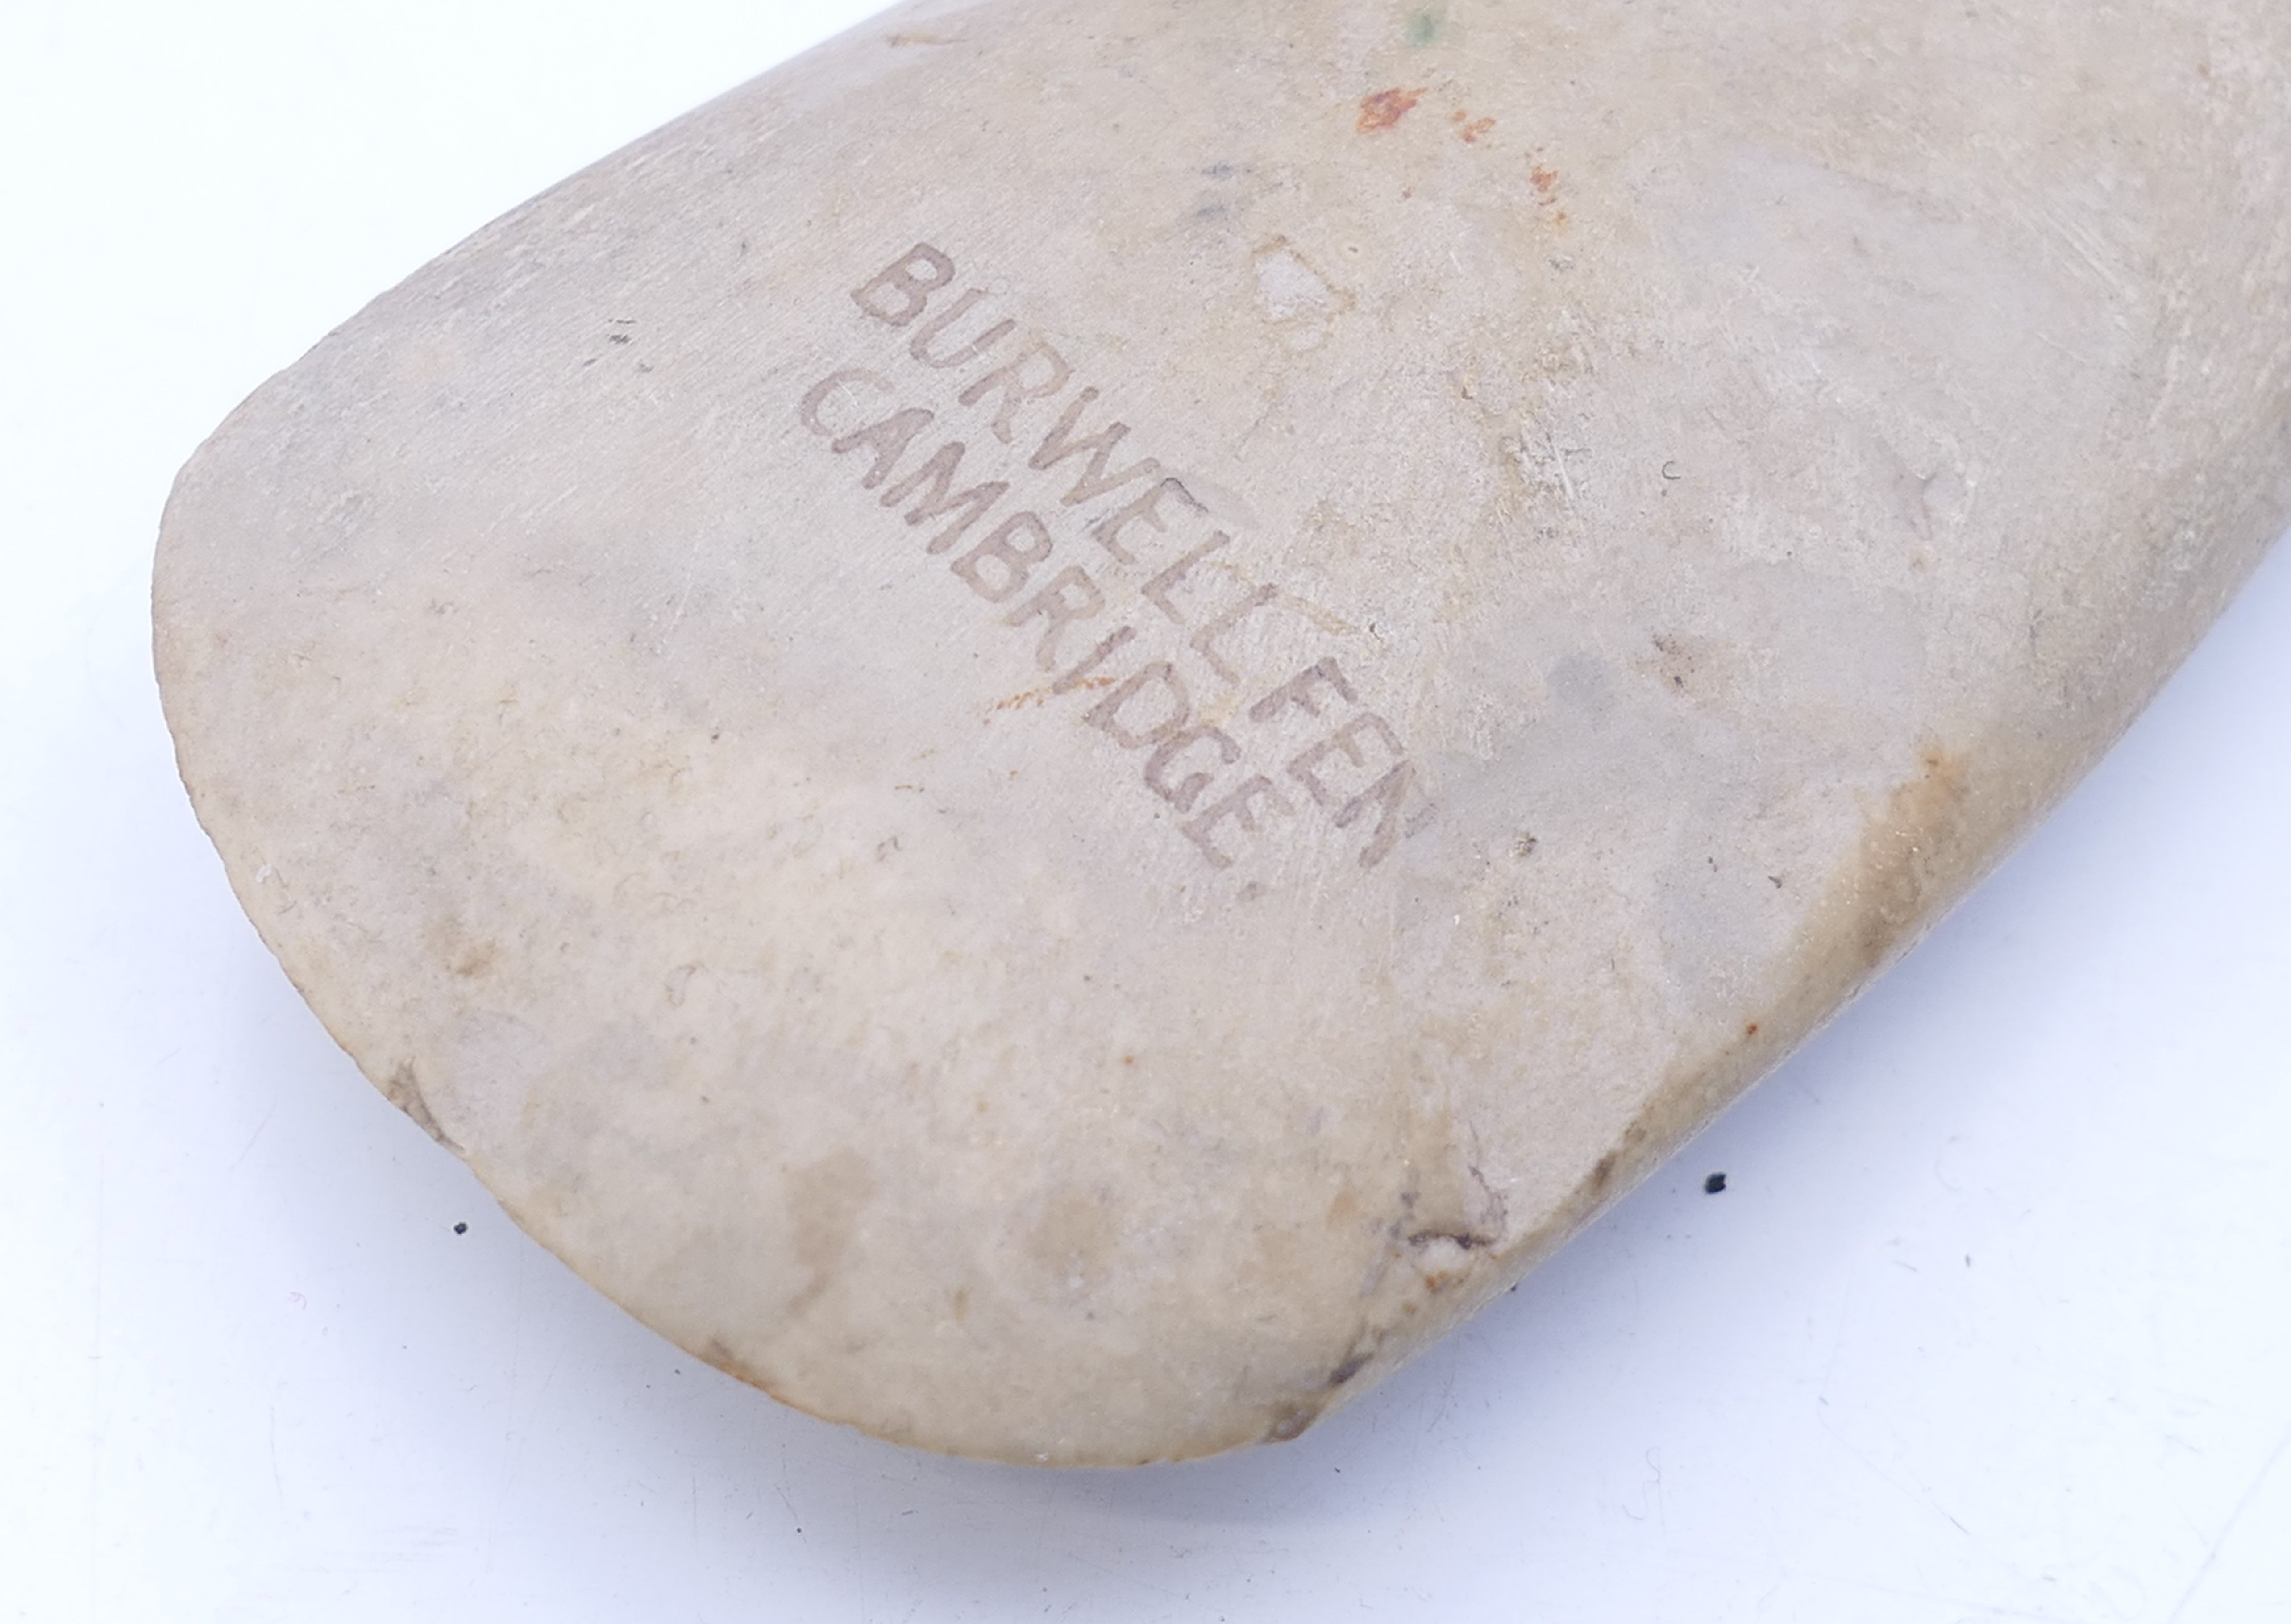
[1406, 9, 1440, 46]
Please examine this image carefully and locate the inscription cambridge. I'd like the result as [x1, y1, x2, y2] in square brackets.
[800, 243, 1434, 878]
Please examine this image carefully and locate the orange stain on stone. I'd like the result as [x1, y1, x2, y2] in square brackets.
[1530, 162, 1570, 227]
[1358, 87, 1426, 132]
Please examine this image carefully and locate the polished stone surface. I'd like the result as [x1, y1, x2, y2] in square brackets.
[156, 0, 2291, 1462]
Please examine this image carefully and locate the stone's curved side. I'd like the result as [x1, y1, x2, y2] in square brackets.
[155, 0, 2291, 1463]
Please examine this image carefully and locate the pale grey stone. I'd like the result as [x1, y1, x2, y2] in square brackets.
[155, 0, 2291, 1463]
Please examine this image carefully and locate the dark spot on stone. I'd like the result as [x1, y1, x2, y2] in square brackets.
[453, 1221, 467, 1234]
[1265, 1400, 1320, 1442]
[1704, 1172, 1728, 1195]
[1406, 1227, 1496, 1252]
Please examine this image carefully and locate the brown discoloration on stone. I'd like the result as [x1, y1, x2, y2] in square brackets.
[1526, 739, 2031, 1275]
[381, 1061, 459, 1153]
[1529, 161, 1572, 228]
[987, 675, 1115, 716]
[784, 1149, 877, 1320]
[1357, 87, 1425, 133]
[1843, 747, 1975, 973]
[699, 1337, 806, 1412]
[1263, 1399, 1322, 1442]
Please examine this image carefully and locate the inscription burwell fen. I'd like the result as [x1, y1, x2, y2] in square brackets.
[801, 244, 1435, 881]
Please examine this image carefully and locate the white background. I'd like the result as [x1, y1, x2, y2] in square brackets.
[3, 3, 2288, 1620]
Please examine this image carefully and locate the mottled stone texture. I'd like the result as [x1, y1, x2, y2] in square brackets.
[156, 0, 2291, 1462]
